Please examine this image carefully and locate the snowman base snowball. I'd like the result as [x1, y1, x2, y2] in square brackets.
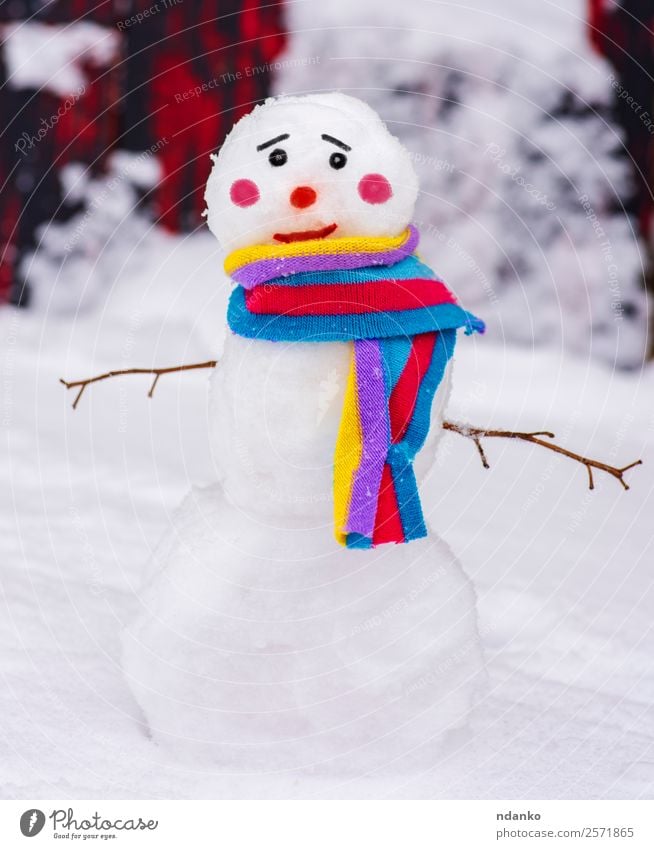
[122, 481, 485, 771]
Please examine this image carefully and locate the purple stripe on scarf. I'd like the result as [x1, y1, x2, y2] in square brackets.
[345, 339, 389, 538]
[232, 226, 420, 289]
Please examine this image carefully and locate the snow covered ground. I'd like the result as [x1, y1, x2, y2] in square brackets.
[1, 227, 652, 799]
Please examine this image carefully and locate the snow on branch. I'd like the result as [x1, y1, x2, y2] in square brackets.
[60, 360, 643, 490]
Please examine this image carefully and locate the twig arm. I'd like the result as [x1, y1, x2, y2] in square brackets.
[59, 360, 217, 409]
[442, 420, 642, 491]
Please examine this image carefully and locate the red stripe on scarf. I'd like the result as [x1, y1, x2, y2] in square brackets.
[372, 464, 405, 546]
[245, 279, 456, 315]
[389, 333, 438, 443]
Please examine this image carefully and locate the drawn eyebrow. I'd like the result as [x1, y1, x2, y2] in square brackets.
[256, 133, 289, 151]
[321, 133, 351, 152]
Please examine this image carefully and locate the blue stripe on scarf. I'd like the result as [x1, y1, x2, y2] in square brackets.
[227, 286, 484, 343]
[345, 532, 373, 550]
[380, 337, 413, 394]
[402, 329, 456, 452]
[389, 457, 427, 543]
[385, 330, 456, 544]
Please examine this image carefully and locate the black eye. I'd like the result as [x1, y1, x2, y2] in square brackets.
[268, 148, 287, 167]
[329, 151, 347, 170]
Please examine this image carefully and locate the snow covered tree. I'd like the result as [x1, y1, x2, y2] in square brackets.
[276, 0, 649, 367]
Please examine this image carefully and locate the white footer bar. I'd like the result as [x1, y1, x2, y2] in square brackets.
[1, 800, 652, 848]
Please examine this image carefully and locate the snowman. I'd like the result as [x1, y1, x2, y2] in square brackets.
[122, 93, 487, 773]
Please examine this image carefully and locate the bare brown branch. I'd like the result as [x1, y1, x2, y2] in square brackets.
[59, 360, 218, 409]
[442, 421, 642, 491]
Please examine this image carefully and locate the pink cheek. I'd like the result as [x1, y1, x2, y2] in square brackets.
[230, 178, 260, 207]
[358, 173, 393, 205]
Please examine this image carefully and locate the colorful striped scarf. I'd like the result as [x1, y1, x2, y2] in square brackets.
[225, 225, 484, 549]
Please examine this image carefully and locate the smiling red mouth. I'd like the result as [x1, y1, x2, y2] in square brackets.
[273, 223, 338, 243]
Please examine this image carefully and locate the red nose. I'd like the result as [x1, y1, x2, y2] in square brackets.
[290, 186, 317, 209]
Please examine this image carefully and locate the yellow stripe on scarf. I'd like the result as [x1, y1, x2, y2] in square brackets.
[224, 228, 413, 276]
[333, 344, 363, 546]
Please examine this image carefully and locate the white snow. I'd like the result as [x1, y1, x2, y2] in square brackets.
[3, 21, 119, 97]
[1, 225, 652, 798]
[204, 93, 419, 251]
[25, 156, 163, 315]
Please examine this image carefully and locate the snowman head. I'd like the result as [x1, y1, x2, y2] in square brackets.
[205, 93, 419, 252]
